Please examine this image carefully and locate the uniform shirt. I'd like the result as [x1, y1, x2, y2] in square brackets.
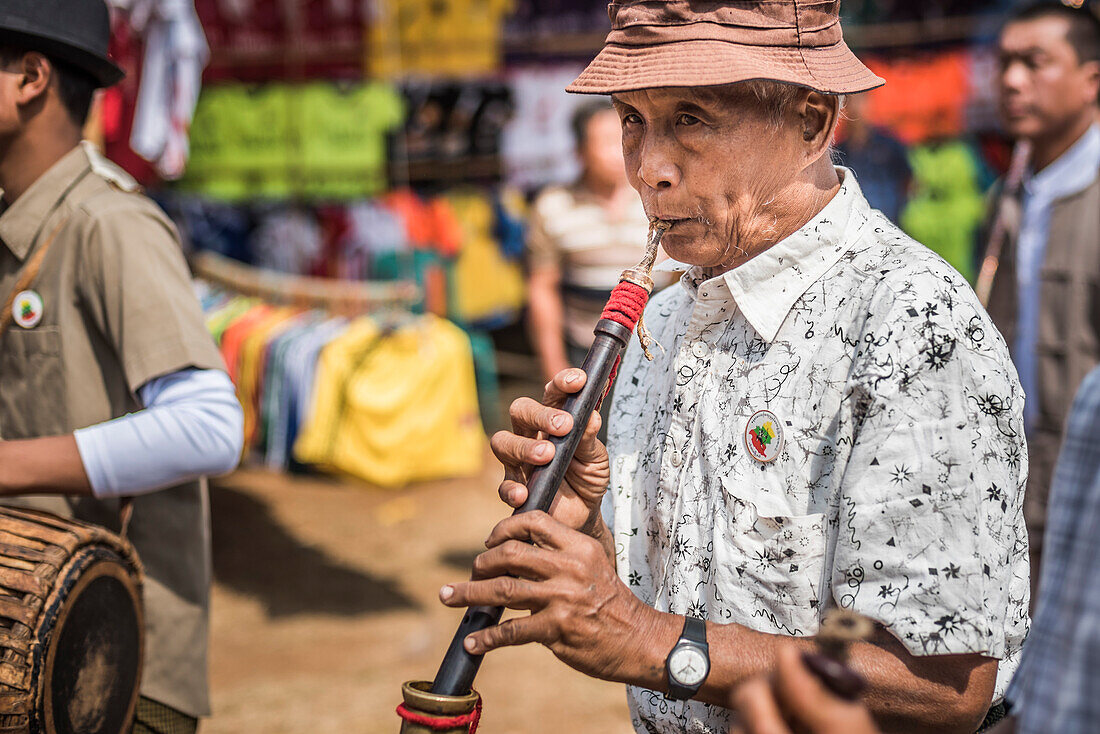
[0, 143, 225, 717]
[526, 183, 651, 348]
[607, 170, 1030, 733]
[1005, 366, 1100, 733]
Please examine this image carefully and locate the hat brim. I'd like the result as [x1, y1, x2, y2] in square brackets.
[0, 29, 124, 88]
[567, 39, 884, 96]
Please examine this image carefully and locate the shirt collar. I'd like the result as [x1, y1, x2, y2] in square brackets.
[0, 144, 91, 261]
[1025, 123, 1100, 202]
[673, 167, 868, 343]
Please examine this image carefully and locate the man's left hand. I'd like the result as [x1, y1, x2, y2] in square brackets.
[731, 643, 880, 734]
[439, 510, 654, 682]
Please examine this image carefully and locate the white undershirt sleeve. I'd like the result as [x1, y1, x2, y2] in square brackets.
[74, 368, 244, 498]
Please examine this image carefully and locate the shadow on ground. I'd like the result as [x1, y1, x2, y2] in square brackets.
[210, 484, 418, 618]
[438, 547, 482, 572]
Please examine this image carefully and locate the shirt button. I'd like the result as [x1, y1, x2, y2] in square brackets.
[670, 450, 683, 467]
[691, 342, 708, 359]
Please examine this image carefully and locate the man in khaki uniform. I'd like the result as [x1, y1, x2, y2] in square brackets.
[0, 1, 243, 732]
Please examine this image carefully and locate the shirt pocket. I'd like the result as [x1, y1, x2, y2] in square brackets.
[1087, 275, 1100, 356]
[1036, 267, 1070, 353]
[713, 487, 826, 636]
[0, 327, 67, 438]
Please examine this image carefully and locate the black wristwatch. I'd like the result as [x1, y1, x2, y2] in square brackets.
[665, 615, 710, 700]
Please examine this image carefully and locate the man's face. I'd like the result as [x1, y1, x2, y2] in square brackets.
[0, 59, 24, 143]
[580, 108, 627, 188]
[612, 86, 805, 269]
[998, 16, 1099, 140]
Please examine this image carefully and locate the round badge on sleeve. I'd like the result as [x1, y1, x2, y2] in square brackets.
[12, 290, 44, 329]
[745, 410, 783, 463]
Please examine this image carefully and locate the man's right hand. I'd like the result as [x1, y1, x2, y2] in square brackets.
[490, 368, 610, 533]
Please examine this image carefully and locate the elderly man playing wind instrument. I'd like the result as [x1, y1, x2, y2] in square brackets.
[439, 2, 1029, 732]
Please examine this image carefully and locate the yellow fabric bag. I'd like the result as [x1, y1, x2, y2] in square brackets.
[293, 314, 485, 487]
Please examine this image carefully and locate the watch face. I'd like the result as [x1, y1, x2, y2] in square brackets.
[669, 646, 708, 687]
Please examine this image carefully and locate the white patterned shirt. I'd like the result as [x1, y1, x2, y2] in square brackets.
[606, 170, 1030, 734]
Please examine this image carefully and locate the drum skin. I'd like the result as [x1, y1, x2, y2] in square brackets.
[0, 508, 143, 734]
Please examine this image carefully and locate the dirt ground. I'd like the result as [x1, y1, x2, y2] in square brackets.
[204, 456, 636, 733]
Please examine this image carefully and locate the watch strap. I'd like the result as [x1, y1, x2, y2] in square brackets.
[683, 615, 707, 647]
[666, 615, 710, 700]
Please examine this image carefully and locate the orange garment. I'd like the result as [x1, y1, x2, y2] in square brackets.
[381, 189, 464, 256]
[427, 198, 464, 256]
[236, 307, 300, 447]
[218, 303, 274, 384]
[860, 51, 970, 145]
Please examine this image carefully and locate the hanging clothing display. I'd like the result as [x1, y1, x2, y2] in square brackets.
[185, 83, 296, 200]
[382, 190, 464, 256]
[198, 286, 485, 486]
[183, 81, 405, 200]
[159, 194, 254, 262]
[399, 81, 514, 164]
[861, 51, 972, 145]
[504, 0, 609, 36]
[108, 0, 210, 179]
[835, 126, 912, 224]
[107, 0, 210, 178]
[294, 314, 485, 487]
[297, 82, 405, 198]
[249, 206, 324, 275]
[446, 191, 525, 327]
[367, 0, 514, 78]
[193, 0, 289, 81]
[259, 313, 342, 470]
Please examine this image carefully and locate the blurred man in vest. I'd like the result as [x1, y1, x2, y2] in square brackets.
[984, 1, 1100, 601]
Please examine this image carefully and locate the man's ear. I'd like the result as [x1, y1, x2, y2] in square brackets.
[14, 52, 52, 109]
[1081, 60, 1100, 109]
[800, 91, 840, 160]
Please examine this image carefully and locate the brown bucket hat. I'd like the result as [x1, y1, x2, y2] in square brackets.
[568, 0, 884, 95]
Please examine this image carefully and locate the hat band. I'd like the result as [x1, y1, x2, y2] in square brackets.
[606, 19, 842, 48]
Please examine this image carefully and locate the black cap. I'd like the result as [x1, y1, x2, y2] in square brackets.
[0, 0, 124, 88]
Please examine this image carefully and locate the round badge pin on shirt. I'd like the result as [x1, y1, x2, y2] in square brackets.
[12, 290, 44, 329]
[745, 409, 783, 463]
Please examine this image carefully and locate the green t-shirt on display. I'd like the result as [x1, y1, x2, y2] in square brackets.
[297, 82, 405, 199]
[183, 84, 296, 200]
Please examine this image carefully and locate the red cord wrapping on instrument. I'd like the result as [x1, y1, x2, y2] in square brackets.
[598, 280, 650, 404]
[396, 697, 482, 732]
